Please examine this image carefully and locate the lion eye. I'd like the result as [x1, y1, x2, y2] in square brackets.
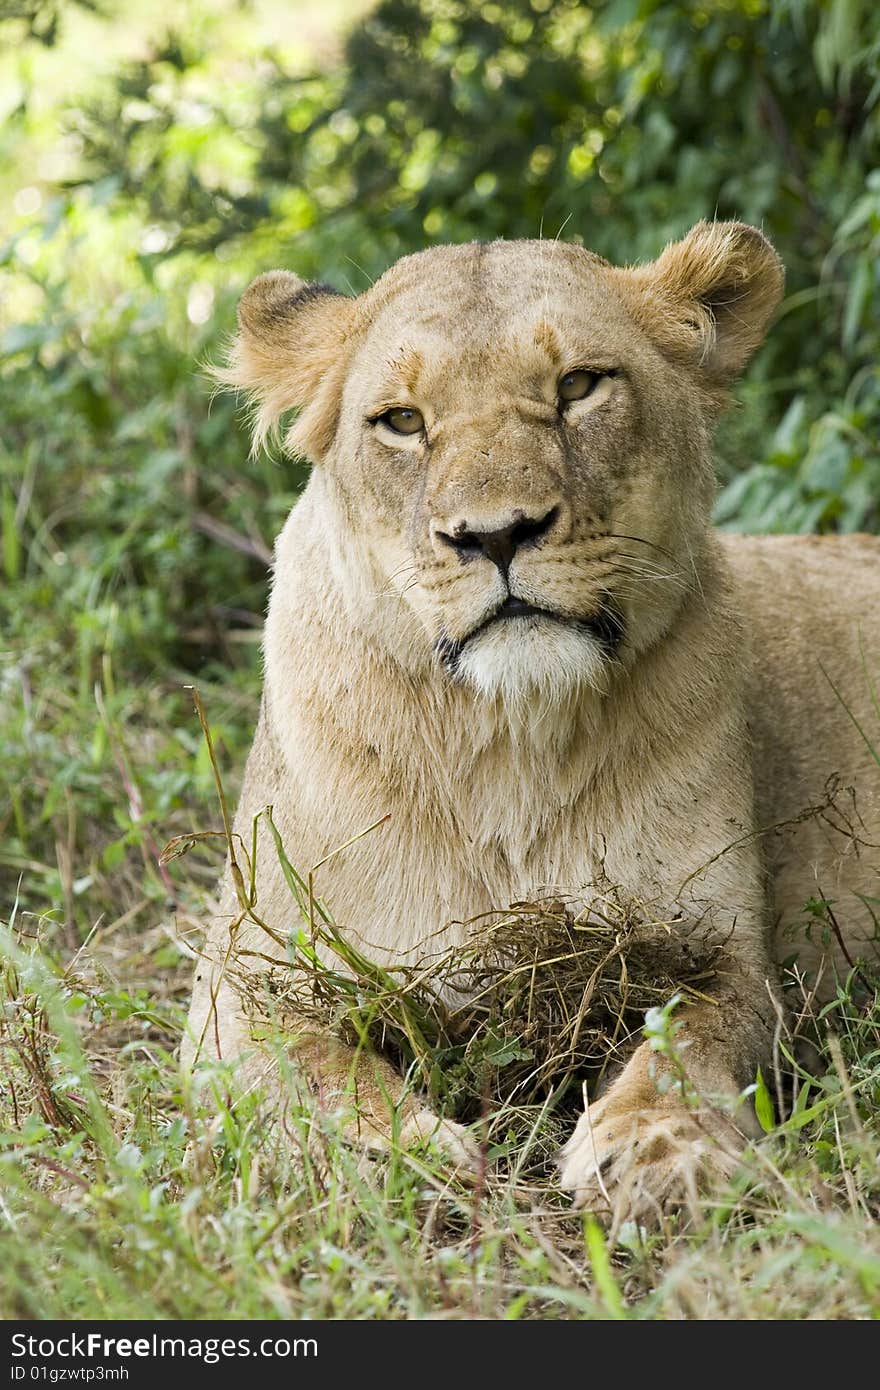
[558, 369, 600, 403]
[378, 406, 425, 436]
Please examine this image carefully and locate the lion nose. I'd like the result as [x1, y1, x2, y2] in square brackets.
[436, 506, 560, 576]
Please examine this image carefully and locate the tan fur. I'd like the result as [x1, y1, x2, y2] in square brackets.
[186, 223, 879, 1222]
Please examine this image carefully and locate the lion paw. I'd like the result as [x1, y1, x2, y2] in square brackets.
[399, 1107, 483, 1176]
[353, 1104, 481, 1176]
[558, 1095, 741, 1226]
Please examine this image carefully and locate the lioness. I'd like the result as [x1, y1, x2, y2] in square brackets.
[184, 222, 879, 1221]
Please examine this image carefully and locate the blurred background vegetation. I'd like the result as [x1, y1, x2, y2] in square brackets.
[2, 0, 879, 935]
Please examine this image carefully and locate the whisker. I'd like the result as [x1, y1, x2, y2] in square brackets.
[386, 559, 419, 584]
[680, 530, 707, 607]
[607, 561, 688, 590]
[603, 532, 682, 567]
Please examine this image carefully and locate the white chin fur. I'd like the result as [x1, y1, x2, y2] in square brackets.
[454, 619, 611, 705]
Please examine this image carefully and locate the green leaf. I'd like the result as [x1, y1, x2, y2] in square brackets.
[2, 483, 20, 581]
[753, 1065, 776, 1134]
[584, 1216, 627, 1320]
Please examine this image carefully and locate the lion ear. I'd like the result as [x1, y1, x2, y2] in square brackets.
[213, 270, 354, 459]
[616, 221, 784, 387]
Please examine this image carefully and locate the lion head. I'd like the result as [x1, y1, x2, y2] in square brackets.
[220, 222, 782, 704]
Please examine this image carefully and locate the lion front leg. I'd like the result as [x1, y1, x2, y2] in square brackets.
[558, 973, 775, 1226]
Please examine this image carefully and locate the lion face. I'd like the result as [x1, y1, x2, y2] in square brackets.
[329, 241, 714, 702]
[223, 224, 783, 703]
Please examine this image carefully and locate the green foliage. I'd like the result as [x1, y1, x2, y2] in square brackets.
[0, 0, 99, 47]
